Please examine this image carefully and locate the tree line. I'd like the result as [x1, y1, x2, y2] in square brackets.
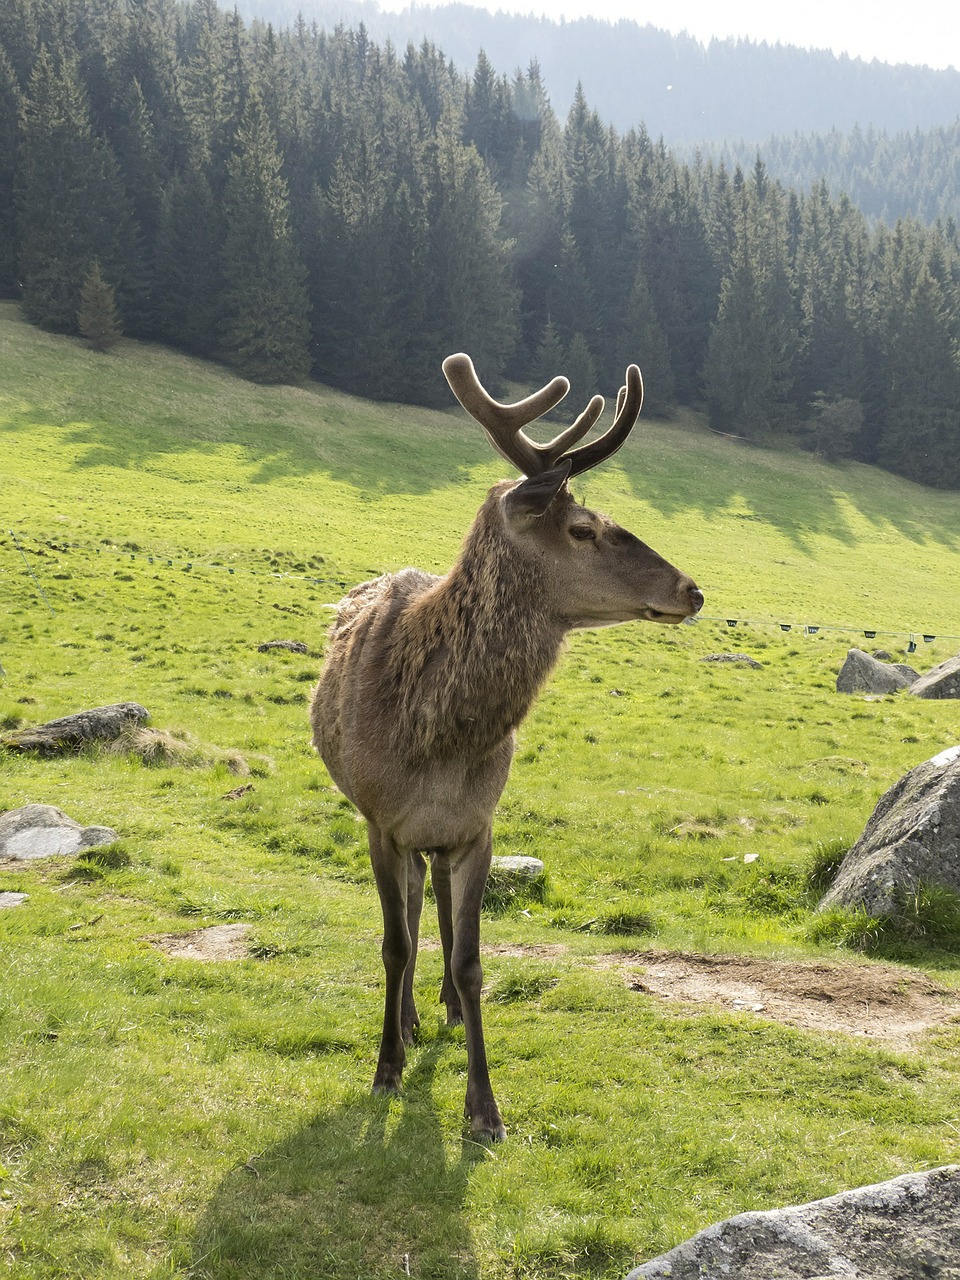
[703, 121, 960, 228]
[235, 0, 960, 144]
[2, 0, 960, 487]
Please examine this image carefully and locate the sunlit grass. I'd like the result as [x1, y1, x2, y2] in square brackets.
[3, 302, 960, 1278]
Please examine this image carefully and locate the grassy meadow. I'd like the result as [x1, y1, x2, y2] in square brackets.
[3, 299, 960, 1278]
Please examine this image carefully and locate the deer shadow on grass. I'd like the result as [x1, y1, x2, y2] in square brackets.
[191, 1036, 483, 1280]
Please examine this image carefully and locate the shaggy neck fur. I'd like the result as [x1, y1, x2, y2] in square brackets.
[386, 492, 565, 763]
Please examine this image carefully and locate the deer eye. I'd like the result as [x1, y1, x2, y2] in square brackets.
[569, 525, 596, 541]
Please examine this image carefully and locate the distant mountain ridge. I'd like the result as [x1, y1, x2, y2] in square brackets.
[232, 0, 960, 143]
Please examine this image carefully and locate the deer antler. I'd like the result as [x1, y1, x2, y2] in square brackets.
[442, 354, 642, 478]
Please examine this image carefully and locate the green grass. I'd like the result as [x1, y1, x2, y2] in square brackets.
[3, 302, 960, 1278]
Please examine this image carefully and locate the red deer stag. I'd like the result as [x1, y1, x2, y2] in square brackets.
[311, 354, 702, 1141]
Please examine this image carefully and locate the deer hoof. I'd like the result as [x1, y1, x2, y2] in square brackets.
[470, 1119, 507, 1144]
[466, 1103, 506, 1143]
[372, 1064, 403, 1095]
[401, 1019, 420, 1046]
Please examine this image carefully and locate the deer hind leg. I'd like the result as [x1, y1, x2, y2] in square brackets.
[368, 825, 413, 1094]
[431, 852, 463, 1026]
[449, 828, 506, 1143]
[401, 851, 426, 1045]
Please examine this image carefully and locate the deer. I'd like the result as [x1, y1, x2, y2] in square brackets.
[310, 353, 703, 1142]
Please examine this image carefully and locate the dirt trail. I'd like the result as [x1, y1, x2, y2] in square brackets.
[606, 949, 960, 1050]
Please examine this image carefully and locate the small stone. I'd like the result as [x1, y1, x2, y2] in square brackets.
[0, 805, 118, 862]
[490, 855, 545, 880]
[0, 892, 28, 909]
[2, 704, 149, 754]
[701, 653, 763, 669]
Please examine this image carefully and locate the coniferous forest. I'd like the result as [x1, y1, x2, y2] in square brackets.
[2, 0, 960, 487]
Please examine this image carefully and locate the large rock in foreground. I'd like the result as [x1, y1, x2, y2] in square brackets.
[910, 654, 960, 700]
[625, 1166, 960, 1280]
[818, 745, 960, 917]
[0, 804, 118, 862]
[836, 648, 918, 694]
[3, 703, 149, 754]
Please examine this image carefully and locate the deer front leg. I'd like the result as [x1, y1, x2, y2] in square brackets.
[450, 828, 506, 1143]
[401, 851, 427, 1045]
[431, 853, 463, 1026]
[368, 826, 412, 1094]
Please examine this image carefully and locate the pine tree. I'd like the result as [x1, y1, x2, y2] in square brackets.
[155, 161, 224, 353]
[535, 318, 566, 385]
[807, 393, 863, 460]
[0, 46, 20, 294]
[17, 45, 98, 329]
[17, 45, 136, 332]
[424, 115, 518, 392]
[703, 240, 770, 436]
[877, 267, 960, 486]
[311, 135, 394, 395]
[78, 259, 122, 351]
[219, 86, 310, 382]
[616, 265, 674, 414]
[564, 332, 599, 411]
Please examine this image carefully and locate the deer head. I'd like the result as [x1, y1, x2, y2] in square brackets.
[442, 353, 703, 627]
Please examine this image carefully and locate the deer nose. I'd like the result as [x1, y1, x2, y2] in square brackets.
[688, 586, 704, 613]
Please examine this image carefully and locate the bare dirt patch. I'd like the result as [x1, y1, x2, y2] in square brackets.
[148, 923, 251, 961]
[419, 937, 568, 961]
[606, 950, 960, 1050]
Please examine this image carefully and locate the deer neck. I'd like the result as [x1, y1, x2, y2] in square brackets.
[389, 515, 565, 762]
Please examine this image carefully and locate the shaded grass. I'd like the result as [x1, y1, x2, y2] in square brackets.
[3, 303, 960, 1278]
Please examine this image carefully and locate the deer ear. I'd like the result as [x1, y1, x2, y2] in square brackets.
[502, 460, 572, 527]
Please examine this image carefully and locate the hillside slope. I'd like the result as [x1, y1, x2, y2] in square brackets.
[4, 303, 960, 637]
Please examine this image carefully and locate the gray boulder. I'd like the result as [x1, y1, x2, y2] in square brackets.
[625, 1165, 960, 1280]
[910, 654, 960, 700]
[0, 804, 118, 862]
[0, 892, 29, 909]
[836, 648, 918, 694]
[818, 745, 960, 917]
[2, 703, 149, 754]
[257, 640, 308, 654]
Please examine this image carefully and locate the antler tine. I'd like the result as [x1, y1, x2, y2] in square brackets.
[561, 364, 643, 479]
[442, 352, 604, 476]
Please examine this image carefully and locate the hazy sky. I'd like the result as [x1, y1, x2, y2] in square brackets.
[383, 0, 959, 70]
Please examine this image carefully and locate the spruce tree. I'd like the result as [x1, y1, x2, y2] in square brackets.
[219, 86, 310, 382]
[564, 332, 598, 408]
[0, 47, 20, 295]
[617, 266, 674, 414]
[78, 259, 122, 351]
[17, 45, 136, 332]
[17, 45, 96, 330]
[155, 161, 224, 353]
[535, 318, 566, 385]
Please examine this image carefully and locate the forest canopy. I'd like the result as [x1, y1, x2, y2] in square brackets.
[2, 0, 960, 486]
